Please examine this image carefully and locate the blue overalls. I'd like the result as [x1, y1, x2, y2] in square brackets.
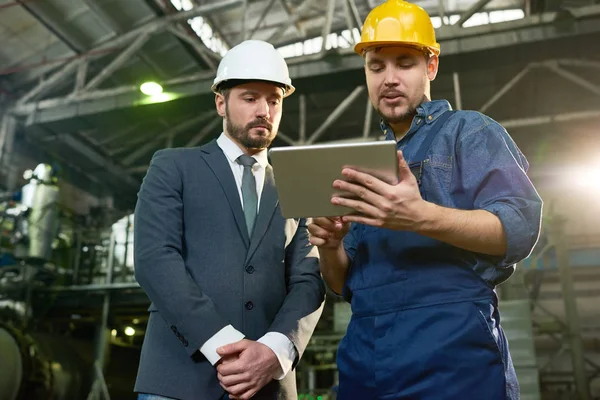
[336, 111, 520, 400]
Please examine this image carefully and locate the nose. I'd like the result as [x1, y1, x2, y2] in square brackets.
[255, 98, 270, 119]
[383, 65, 400, 87]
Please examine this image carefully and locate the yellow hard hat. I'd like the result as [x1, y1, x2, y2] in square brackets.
[354, 0, 440, 57]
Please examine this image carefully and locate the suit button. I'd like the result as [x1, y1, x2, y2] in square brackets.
[182, 339, 189, 347]
[171, 325, 177, 332]
[245, 301, 254, 310]
[246, 265, 255, 274]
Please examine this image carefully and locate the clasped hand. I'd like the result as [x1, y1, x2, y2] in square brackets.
[216, 339, 281, 400]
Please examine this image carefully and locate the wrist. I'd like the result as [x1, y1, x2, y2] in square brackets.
[414, 200, 440, 234]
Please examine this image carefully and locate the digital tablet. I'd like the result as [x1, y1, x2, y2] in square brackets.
[269, 140, 399, 218]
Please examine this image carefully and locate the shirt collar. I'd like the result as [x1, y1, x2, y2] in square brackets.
[380, 100, 453, 139]
[217, 132, 269, 168]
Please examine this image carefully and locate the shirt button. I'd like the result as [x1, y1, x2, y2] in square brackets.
[428, 115, 433, 121]
[246, 265, 255, 274]
[245, 301, 254, 310]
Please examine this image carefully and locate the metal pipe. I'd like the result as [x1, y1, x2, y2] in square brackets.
[453, 71, 462, 110]
[550, 216, 591, 400]
[299, 94, 306, 144]
[307, 86, 365, 144]
[73, 61, 88, 93]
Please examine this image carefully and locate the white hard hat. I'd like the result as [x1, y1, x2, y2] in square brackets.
[211, 40, 295, 98]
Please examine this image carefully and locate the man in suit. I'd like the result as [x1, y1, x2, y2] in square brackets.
[133, 39, 326, 400]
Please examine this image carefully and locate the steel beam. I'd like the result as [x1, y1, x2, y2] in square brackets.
[544, 62, 600, 97]
[455, 0, 494, 26]
[267, 0, 320, 43]
[82, 33, 151, 93]
[278, 0, 306, 37]
[122, 113, 211, 166]
[299, 94, 306, 143]
[15, 0, 242, 106]
[275, 131, 296, 146]
[167, 25, 218, 70]
[550, 217, 591, 400]
[249, 0, 277, 39]
[58, 134, 140, 189]
[343, 0, 356, 42]
[479, 64, 533, 113]
[500, 110, 600, 128]
[453, 72, 463, 110]
[11, 8, 600, 124]
[346, 0, 363, 29]
[321, 0, 336, 53]
[363, 98, 373, 138]
[185, 117, 221, 147]
[307, 86, 365, 144]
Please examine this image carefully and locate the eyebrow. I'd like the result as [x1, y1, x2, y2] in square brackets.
[367, 54, 416, 64]
[240, 90, 282, 100]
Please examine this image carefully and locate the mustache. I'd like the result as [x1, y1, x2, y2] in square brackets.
[380, 89, 406, 99]
[246, 119, 273, 132]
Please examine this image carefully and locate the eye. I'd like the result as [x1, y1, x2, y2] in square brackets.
[269, 100, 281, 106]
[244, 97, 256, 103]
[369, 64, 383, 73]
[398, 62, 415, 69]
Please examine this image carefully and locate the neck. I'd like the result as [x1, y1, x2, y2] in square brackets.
[224, 131, 264, 156]
[389, 120, 412, 141]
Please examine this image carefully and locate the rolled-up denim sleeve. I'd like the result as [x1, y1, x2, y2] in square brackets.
[343, 222, 362, 263]
[456, 119, 543, 267]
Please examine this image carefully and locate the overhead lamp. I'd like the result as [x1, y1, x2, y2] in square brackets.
[124, 326, 136, 336]
[140, 82, 163, 96]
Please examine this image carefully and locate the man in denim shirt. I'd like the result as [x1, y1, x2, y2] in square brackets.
[308, 1, 543, 399]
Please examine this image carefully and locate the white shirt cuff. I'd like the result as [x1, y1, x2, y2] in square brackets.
[199, 325, 245, 365]
[257, 332, 297, 380]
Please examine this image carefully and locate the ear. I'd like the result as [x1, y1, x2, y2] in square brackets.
[215, 93, 226, 117]
[427, 55, 439, 82]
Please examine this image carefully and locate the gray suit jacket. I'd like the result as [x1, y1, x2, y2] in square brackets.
[133, 140, 326, 400]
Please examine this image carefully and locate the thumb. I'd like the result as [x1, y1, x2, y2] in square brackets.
[397, 150, 415, 183]
[217, 339, 248, 356]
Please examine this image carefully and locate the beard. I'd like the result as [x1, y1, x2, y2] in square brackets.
[225, 106, 275, 149]
[375, 92, 428, 125]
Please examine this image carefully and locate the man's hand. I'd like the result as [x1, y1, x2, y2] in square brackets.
[331, 150, 429, 231]
[216, 339, 281, 400]
[307, 217, 351, 249]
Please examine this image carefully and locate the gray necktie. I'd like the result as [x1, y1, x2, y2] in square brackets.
[237, 154, 258, 236]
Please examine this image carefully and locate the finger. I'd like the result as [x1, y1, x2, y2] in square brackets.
[341, 214, 382, 226]
[332, 179, 383, 207]
[331, 197, 385, 220]
[217, 339, 249, 356]
[223, 382, 253, 397]
[234, 389, 257, 400]
[310, 217, 340, 231]
[340, 168, 389, 196]
[218, 372, 248, 387]
[217, 359, 247, 376]
[397, 150, 415, 183]
[307, 221, 336, 238]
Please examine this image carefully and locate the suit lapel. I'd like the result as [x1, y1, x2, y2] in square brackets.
[246, 165, 278, 263]
[201, 140, 250, 245]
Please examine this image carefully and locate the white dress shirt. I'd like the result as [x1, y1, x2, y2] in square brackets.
[199, 133, 297, 380]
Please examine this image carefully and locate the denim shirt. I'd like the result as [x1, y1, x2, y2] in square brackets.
[344, 100, 543, 285]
